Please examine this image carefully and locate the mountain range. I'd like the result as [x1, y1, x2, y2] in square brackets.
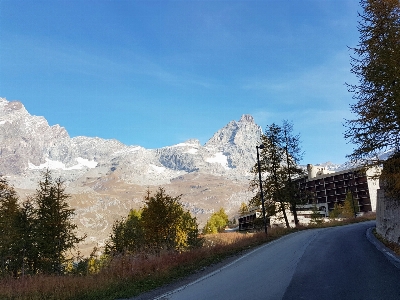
[0, 98, 264, 185]
[0, 97, 270, 254]
[1, 97, 350, 255]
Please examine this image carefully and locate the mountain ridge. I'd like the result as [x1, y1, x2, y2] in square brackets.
[0, 97, 263, 254]
[0, 97, 264, 187]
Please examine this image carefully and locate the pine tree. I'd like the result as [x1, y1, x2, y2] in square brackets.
[17, 200, 36, 276]
[0, 178, 38, 277]
[0, 177, 21, 276]
[33, 170, 85, 274]
[345, 0, 400, 164]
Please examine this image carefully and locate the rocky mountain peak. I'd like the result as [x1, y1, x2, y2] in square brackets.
[205, 115, 262, 149]
[0, 98, 27, 117]
[239, 114, 254, 123]
[1, 98, 266, 185]
[0, 97, 10, 109]
[5, 101, 24, 112]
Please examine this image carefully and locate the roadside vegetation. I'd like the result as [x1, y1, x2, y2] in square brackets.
[202, 208, 229, 234]
[0, 209, 375, 300]
[373, 229, 400, 257]
[0, 171, 85, 278]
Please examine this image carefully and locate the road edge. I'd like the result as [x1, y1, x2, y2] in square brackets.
[150, 232, 302, 300]
[126, 228, 322, 300]
[366, 226, 400, 269]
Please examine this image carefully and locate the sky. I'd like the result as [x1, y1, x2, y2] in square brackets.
[0, 0, 362, 165]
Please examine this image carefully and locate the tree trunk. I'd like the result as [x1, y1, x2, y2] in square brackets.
[291, 203, 299, 227]
[280, 202, 290, 228]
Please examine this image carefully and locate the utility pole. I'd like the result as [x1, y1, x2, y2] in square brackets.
[257, 144, 268, 235]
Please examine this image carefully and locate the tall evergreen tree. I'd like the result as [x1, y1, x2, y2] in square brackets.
[345, 0, 400, 164]
[33, 170, 85, 274]
[0, 177, 21, 276]
[17, 200, 36, 276]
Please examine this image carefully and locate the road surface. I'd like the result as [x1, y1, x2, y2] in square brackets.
[137, 221, 400, 300]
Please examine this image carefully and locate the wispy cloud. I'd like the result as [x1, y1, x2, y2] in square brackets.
[253, 108, 352, 128]
[252, 107, 354, 164]
[1, 32, 216, 89]
[242, 50, 355, 106]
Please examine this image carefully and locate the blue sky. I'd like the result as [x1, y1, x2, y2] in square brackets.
[0, 0, 361, 164]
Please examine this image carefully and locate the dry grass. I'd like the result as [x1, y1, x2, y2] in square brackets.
[373, 229, 400, 256]
[304, 212, 376, 229]
[0, 216, 375, 300]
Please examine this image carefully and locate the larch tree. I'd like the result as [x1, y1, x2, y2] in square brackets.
[249, 121, 305, 228]
[238, 202, 249, 215]
[141, 188, 201, 252]
[345, 0, 400, 173]
[281, 120, 307, 226]
[202, 208, 229, 234]
[261, 123, 290, 227]
[342, 191, 359, 218]
[105, 209, 143, 255]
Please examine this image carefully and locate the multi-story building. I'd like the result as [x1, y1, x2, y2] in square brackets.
[238, 164, 380, 230]
[297, 164, 380, 214]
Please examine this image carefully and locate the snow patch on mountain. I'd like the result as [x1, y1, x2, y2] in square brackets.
[149, 164, 166, 174]
[206, 152, 230, 169]
[28, 157, 98, 170]
[113, 146, 142, 155]
[185, 148, 198, 154]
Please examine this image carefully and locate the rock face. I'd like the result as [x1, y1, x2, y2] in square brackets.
[376, 188, 400, 245]
[0, 97, 262, 187]
[205, 114, 262, 173]
[0, 97, 262, 255]
[0, 98, 69, 174]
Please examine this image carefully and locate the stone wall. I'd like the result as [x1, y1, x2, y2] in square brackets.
[376, 189, 400, 244]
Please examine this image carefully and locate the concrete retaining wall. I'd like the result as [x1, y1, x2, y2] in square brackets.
[376, 189, 400, 244]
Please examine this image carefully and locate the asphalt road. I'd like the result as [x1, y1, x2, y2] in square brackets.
[148, 221, 400, 300]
